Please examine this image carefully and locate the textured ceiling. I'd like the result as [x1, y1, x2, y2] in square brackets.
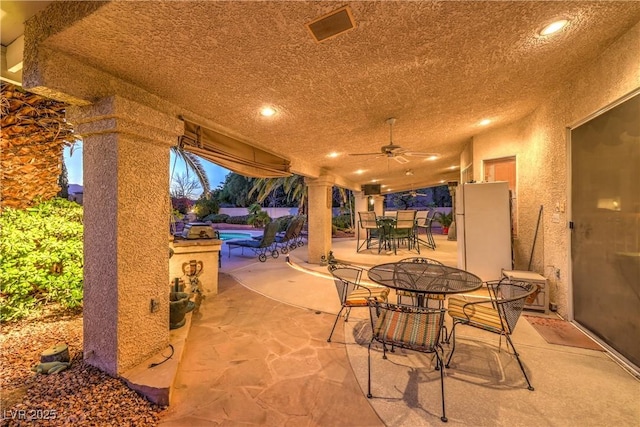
[32, 1, 640, 192]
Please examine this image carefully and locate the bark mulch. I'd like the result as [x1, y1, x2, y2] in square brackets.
[0, 312, 165, 426]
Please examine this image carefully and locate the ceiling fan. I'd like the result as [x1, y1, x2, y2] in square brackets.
[348, 117, 439, 164]
[404, 189, 428, 197]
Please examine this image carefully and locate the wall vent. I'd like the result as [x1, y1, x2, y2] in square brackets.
[306, 6, 356, 43]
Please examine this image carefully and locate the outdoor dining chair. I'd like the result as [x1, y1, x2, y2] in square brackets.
[416, 211, 437, 250]
[366, 300, 448, 423]
[357, 211, 379, 252]
[326, 263, 390, 342]
[391, 210, 419, 254]
[445, 278, 539, 391]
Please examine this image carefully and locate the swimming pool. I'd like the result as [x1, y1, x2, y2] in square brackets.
[218, 232, 252, 241]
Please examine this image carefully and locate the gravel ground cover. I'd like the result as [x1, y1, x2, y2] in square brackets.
[1, 312, 165, 426]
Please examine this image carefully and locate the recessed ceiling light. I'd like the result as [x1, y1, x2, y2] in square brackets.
[426, 155, 438, 161]
[540, 20, 568, 36]
[355, 169, 364, 175]
[371, 179, 378, 182]
[327, 152, 339, 158]
[449, 165, 459, 170]
[381, 184, 387, 188]
[479, 119, 491, 126]
[439, 180, 445, 183]
[260, 106, 277, 117]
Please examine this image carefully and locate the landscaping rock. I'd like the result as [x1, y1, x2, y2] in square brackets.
[0, 312, 165, 426]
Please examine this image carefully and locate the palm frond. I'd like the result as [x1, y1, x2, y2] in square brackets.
[172, 147, 211, 194]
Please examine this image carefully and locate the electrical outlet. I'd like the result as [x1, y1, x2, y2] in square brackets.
[150, 299, 160, 313]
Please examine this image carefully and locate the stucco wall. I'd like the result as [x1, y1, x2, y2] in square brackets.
[470, 22, 640, 316]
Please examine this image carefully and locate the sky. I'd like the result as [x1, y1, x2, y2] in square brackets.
[63, 142, 230, 194]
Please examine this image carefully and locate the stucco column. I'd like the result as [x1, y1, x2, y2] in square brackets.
[373, 195, 385, 216]
[67, 96, 182, 376]
[354, 191, 368, 232]
[305, 176, 335, 264]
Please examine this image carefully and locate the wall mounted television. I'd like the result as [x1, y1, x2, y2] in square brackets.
[362, 184, 381, 195]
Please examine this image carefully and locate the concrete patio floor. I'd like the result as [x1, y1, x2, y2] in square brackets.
[159, 234, 640, 426]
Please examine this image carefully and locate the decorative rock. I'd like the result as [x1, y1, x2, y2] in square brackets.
[40, 343, 70, 363]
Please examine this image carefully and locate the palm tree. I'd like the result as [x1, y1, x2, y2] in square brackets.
[249, 174, 307, 214]
[0, 82, 75, 210]
[170, 146, 211, 195]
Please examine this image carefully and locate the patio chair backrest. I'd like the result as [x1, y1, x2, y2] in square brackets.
[395, 210, 417, 230]
[368, 301, 446, 353]
[328, 263, 363, 303]
[358, 211, 378, 229]
[292, 216, 305, 236]
[258, 221, 279, 247]
[490, 279, 538, 333]
[281, 216, 300, 241]
[415, 210, 429, 226]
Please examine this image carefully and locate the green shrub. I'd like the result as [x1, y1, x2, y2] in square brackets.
[0, 198, 84, 322]
[194, 194, 219, 219]
[203, 213, 229, 223]
[332, 214, 352, 230]
[225, 215, 250, 225]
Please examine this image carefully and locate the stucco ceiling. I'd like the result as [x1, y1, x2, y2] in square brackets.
[10, 1, 640, 193]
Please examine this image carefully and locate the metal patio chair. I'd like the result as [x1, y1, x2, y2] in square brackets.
[416, 210, 437, 250]
[357, 211, 379, 252]
[326, 263, 389, 342]
[227, 220, 279, 262]
[274, 216, 304, 254]
[446, 278, 539, 390]
[366, 300, 449, 423]
[391, 210, 419, 254]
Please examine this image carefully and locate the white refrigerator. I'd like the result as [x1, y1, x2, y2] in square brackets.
[456, 181, 513, 281]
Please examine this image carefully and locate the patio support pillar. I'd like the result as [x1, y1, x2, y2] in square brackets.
[67, 96, 182, 376]
[305, 175, 335, 264]
[373, 195, 385, 216]
[354, 191, 368, 215]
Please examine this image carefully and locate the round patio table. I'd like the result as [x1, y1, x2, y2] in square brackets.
[367, 261, 482, 305]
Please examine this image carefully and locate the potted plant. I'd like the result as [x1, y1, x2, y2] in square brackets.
[436, 211, 453, 235]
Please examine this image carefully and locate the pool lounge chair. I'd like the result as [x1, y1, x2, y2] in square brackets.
[227, 221, 279, 262]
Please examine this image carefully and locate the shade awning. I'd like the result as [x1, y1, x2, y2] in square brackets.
[180, 120, 291, 178]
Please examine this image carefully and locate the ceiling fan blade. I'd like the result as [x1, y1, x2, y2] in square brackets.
[348, 152, 383, 156]
[403, 152, 439, 158]
[393, 156, 409, 164]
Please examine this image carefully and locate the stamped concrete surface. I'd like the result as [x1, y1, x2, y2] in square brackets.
[159, 235, 640, 426]
[159, 273, 383, 426]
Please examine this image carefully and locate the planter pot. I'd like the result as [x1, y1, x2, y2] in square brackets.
[442, 227, 449, 235]
[169, 292, 195, 330]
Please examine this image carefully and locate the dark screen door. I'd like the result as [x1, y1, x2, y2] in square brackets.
[571, 92, 640, 369]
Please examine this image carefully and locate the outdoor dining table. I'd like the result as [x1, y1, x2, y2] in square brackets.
[367, 261, 483, 306]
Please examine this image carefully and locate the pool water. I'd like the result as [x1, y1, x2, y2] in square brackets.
[218, 232, 252, 241]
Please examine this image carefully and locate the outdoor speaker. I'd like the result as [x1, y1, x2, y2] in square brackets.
[362, 184, 381, 195]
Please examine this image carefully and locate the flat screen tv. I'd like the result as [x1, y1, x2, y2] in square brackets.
[362, 184, 381, 195]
